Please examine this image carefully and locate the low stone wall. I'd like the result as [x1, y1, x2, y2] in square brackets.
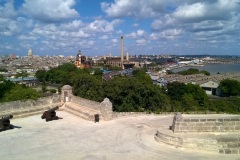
[71, 96, 101, 111]
[155, 130, 220, 152]
[112, 112, 148, 118]
[0, 95, 61, 117]
[171, 113, 240, 132]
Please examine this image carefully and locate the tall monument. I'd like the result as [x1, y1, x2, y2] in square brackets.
[121, 36, 124, 62]
[28, 48, 33, 59]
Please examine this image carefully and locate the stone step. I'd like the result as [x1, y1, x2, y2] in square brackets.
[64, 102, 101, 122]
[217, 137, 240, 143]
[219, 148, 240, 154]
[65, 103, 100, 115]
[64, 107, 93, 121]
[155, 130, 240, 154]
[221, 142, 240, 148]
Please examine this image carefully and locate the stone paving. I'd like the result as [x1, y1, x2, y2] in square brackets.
[0, 111, 240, 160]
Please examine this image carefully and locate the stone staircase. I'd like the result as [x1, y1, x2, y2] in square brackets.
[218, 137, 240, 154]
[64, 102, 101, 122]
[155, 130, 240, 154]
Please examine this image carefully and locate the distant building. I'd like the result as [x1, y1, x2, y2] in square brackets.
[75, 50, 91, 69]
[96, 36, 139, 69]
[28, 48, 33, 59]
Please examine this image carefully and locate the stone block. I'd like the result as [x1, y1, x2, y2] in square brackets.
[214, 122, 223, 126]
[179, 126, 188, 131]
[219, 149, 224, 154]
[201, 126, 212, 131]
[224, 149, 231, 154]
[230, 149, 239, 154]
[187, 122, 196, 126]
[195, 122, 204, 127]
[183, 119, 191, 122]
[235, 126, 240, 130]
[206, 119, 216, 122]
[230, 118, 240, 121]
[204, 122, 214, 126]
[216, 119, 224, 122]
[235, 121, 240, 125]
[179, 123, 188, 126]
[222, 121, 230, 126]
[211, 126, 219, 131]
[225, 126, 235, 131]
[187, 126, 194, 131]
[200, 119, 206, 122]
[227, 122, 236, 125]
[190, 119, 199, 122]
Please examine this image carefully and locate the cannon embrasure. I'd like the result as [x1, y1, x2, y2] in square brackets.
[41, 106, 59, 122]
[0, 114, 13, 131]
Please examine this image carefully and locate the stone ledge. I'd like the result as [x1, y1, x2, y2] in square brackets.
[155, 130, 240, 154]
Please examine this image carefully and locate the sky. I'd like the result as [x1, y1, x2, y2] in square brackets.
[0, 0, 240, 57]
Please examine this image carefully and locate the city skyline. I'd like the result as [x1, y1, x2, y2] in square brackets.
[1, 0, 240, 56]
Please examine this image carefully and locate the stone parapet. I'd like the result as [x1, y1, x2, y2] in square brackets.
[171, 113, 240, 132]
[155, 130, 240, 154]
[0, 95, 61, 114]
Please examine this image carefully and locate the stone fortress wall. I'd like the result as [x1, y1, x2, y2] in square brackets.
[61, 85, 113, 121]
[171, 113, 240, 132]
[0, 95, 62, 118]
[155, 113, 240, 154]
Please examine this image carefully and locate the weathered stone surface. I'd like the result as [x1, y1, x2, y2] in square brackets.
[99, 98, 113, 121]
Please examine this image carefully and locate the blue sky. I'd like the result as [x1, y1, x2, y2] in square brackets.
[0, 0, 240, 57]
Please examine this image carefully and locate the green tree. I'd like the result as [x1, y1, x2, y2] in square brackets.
[178, 68, 210, 76]
[0, 74, 4, 81]
[132, 68, 152, 83]
[0, 68, 7, 72]
[0, 83, 39, 102]
[185, 83, 208, 106]
[167, 82, 186, 101]
[219, 79, 240, 96]
[72, 73, 104, 102]
[103, 77, 171, 112]
[181, 93, 199, 112]
[35, 70, 47, 82]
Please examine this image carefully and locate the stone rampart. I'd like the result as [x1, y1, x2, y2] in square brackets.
[171, 113, 240, 132]
[0, 95, 61, 117]
[71, 96, 101, 111]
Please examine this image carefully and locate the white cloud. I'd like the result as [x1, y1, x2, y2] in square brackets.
[0, 0, 17, 18]
[18, 35, 38, 40]
[127, 29, 145, 38]
[60, 20, 83, 30]
[132, 23, 139, 27]
[21, 0, 79, 22]
[150, 29, 183, 40]
[99, 35, 109, 40]
[85, 19, 114, 33]
[136, 39, 147, 45]
[112, 39, 118, 43]
[160, 29, 183, 39]
[101, 0, 167, 19]
[173, 3, 206, 20]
